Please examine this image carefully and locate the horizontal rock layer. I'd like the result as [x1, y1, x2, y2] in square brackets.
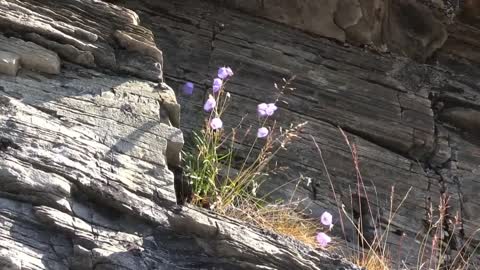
[0, 42, 357, 270]
[0, 0, 363, 269]
[125, 0, 480, 266]
[0, 0, 162, 80]
[211, 0, 452, 61]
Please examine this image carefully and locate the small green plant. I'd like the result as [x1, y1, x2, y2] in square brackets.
[182, 67, 301, 210]
[181, 67, 326, 246]
[182, 66, 480, 266]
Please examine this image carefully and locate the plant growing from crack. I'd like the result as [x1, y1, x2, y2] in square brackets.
[181, 67, 334, 248]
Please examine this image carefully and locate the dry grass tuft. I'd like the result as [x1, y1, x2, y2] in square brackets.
[222, 201, 320, 247]
[353, 253, 392, 270]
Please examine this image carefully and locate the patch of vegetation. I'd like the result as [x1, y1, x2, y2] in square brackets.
[181, 67, 332, 248]
[180, 67, 479, 270]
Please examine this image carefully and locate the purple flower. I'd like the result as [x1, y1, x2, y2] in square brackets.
[257, 103, 268, 117]
[182, 82, 194, 95]
[210, 117, 223, 130]
[212, 78, 223, 93]
[257, 103, 277, 117]
[316, 232, 332, 248]
[218, 66, 234, 80]
[265, 103, 277, 116]
[321, 211, 333, 227]
[257, 127, 269, 138]
[203, 95, 216, 112]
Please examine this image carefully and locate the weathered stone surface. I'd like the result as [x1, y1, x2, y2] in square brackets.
[2, 0, 480, 268]
[0, 35, 60, 74]
[384, 0, 448, 61]
[127, 0, 480, 266]
[0, 63, 359, 269]
[212, 0, 455, 60]
[0, 50, 19, 76]
[0, 0, 162, 80]
[0, 1, 364, 268]
[439, 5, 480, 65]
[335, 0, 384, 45]
[440, 107, 480, 134]
[224, 0, 345, 41]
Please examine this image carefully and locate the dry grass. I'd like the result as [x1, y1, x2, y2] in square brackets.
[184, 75, 324, 248]
[209, 125, 480, 269]
[353, 253, 392, 270]
[222, 201, 320, 247]
[184, 69, 480, 267]
[184, 76, 304, 211]
[313, 127, 480, 270]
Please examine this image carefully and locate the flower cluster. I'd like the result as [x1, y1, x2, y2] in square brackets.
[257, 103, 277, 117]
[213, 78, 223, 93]
[184, 66, 278, 138]
[257, 127, 269, 138]
[254, 103, 277, 138]
[255, 102, 278, 138]
[317, 211, 333, 248]
[185, 69, 321, 248]
[206, 67, 233, 130]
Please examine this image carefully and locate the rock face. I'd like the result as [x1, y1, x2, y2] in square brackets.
[1, 0, 480, 269]
[0, 0, 162, 80]
[215, 0, 455, 61]
[0, 35, 61, 74]
[134, 0, 480, 267]
[0, 0, 361, 270]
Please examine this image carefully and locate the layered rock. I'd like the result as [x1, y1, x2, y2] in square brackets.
[0, 0, 162, 80]
[212, 0, 455, 61]
[127, 0, 480, 266]
[1, 0, 480, 269]
[0, 0, 360, 269]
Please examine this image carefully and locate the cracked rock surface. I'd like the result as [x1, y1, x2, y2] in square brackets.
[1, 0, 480, 269]
[132, 0, 480, 267]
[0, 0, 361, 269]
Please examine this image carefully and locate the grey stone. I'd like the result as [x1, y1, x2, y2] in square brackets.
[0, 36, 61, 74]
[1, 0, 480, 269]
[0, 51, 20, 76]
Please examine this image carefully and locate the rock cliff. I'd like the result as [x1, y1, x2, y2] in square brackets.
[0, 0, 362, 269]
[0, 0, 479, 269]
